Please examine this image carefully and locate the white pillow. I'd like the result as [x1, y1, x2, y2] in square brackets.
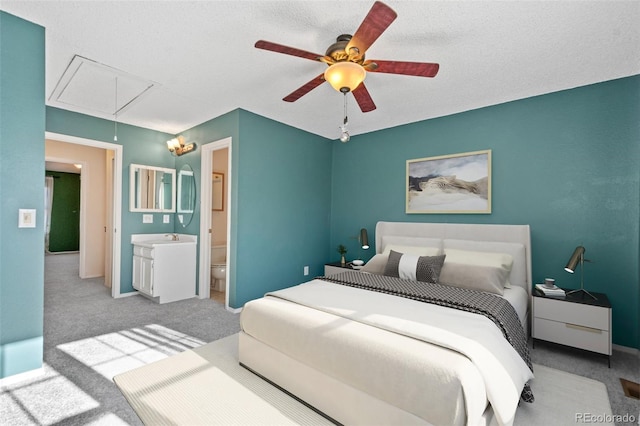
[446, 248, 512, 272]
[444, 248, 513, 288]
[443, 239, 526, 288]
[382, 244, 441, 257]
[381, 236, 442, 254]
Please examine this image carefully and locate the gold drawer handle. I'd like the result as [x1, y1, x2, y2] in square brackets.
[566, 323, 601, 334]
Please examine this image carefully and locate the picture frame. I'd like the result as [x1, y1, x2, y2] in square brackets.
[212, 172, 224, 211]
[406, 149, 491, 214]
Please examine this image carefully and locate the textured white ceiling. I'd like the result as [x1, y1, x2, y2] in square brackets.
[2, 1, 639, 140]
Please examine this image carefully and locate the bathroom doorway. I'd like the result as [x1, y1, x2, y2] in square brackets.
[198, 137, 232, 309]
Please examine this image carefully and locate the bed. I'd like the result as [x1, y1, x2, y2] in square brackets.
[239, 222, 534, 426]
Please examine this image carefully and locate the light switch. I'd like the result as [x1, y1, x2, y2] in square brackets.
[163, 214, 170, 224]
[18, 209, 36, 228]
[143, 214, 153, 224]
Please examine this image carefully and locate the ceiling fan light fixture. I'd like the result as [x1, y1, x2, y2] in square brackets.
[324, 62, 366, 93]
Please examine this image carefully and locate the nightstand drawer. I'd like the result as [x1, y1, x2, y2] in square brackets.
[533, 317, 611, 355]
[534, 297, 609, 331]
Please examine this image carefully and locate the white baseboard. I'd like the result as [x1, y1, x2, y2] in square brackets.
[115, 291, 139, 299]
[227, 306, 242, 314]
[0, 367, 44, 389]
[613, 343, 639, 356]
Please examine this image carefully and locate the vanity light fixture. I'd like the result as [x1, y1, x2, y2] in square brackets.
[167, 136, 197, 156]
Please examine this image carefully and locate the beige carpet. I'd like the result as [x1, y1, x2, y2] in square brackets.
[114, 334, 613, 426]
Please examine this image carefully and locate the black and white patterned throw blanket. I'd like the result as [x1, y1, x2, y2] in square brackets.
[321, 271, 535, 403]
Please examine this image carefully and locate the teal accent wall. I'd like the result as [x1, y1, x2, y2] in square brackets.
[178, 109, 332, 308]
[235, 110, 332, 306]
[331, 76, 640, 349]
[0, 12, 46, 378]
[173, 109, 240, 300]
[46, 107, 175, 294]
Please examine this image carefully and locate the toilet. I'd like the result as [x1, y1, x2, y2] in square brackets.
[210, 245, 227, 292]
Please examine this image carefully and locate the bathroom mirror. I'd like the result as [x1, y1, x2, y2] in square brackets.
[130, 164, 176, 212]
[177, 164, 196, 227]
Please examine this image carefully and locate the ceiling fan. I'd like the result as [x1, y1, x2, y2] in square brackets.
[255, 1, 439, 113]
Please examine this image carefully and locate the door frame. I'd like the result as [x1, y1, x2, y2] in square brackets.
[44, 157, 84, 261]
[45, 132, 123, 298]
[198, 137, 232, 308]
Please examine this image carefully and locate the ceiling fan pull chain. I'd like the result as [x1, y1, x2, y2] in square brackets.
[340, 93, 350, 143]
[343, 92, 348, 125]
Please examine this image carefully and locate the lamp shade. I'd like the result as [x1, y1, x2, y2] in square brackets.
[324, 62, 366, 93]
[166, 137, 181, 151]
[564, 246, 585, 273]
[360, 228, 369, 250]
[166, 135, 196, 156]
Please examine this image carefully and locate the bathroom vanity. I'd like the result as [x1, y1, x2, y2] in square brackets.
[131, 233, 197, 303]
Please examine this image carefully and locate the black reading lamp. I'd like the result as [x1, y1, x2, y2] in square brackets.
[360, 228, 370, 250]
[564, 246, 597, 300]
[352, 228, 370, 266]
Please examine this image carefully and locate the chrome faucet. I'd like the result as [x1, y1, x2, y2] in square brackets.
[171, 233, 179, 241]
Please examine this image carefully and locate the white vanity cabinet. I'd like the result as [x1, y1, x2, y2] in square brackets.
[131, 234, 197, 304]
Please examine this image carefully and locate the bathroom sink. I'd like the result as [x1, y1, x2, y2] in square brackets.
[131, 233, 198, 248]
[131, 233, 198, 304]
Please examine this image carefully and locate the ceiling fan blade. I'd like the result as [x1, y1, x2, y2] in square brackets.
[283, 74, 326, 102]
[364, 60, 439, 77]
[255, 40, 324, 62]
[346, 2, 397, 55]
[352, 83, 376, 113]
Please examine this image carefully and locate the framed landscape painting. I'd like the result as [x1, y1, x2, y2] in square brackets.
[406, 150, 491, 214]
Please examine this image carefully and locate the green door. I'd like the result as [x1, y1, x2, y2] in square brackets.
[47, 171, 80, 252]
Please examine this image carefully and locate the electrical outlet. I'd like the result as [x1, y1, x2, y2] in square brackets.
[143, 214, 153, 223]
[303, 266, 309, 276]
[163, 214, 170, 224]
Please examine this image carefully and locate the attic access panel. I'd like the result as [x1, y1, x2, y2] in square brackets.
[49, 55, 157, 117]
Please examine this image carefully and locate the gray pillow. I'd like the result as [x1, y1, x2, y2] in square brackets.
[439, 263, 509, 295]
[360, 254, 389, 275]
[383, 250, 446, 284]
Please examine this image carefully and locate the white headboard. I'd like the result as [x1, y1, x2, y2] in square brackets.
[375, 221, 532, 295]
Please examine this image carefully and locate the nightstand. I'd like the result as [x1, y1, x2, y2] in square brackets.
[532, 289, 612, 366]
[324, 261, 359, 276]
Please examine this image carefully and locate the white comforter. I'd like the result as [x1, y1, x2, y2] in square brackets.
[264, 279, 533, 426]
